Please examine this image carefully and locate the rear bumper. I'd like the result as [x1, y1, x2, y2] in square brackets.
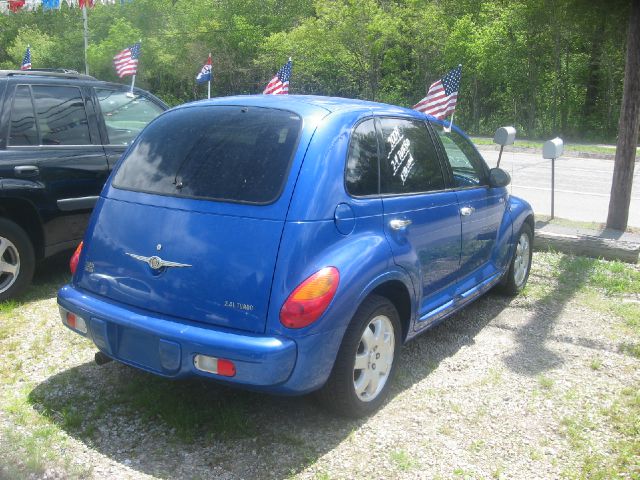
[58, 284, 297, 388]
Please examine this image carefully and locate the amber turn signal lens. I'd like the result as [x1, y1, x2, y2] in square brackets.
[280, 267, 340, 329]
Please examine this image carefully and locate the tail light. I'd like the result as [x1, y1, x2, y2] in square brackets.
[280, 267, 340, 329]
[59, 306, 88, 334]
[70, 241, 83, 275]
[193, 354, 236, 377]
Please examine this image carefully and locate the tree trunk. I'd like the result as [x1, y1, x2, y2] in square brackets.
[606, 0, 640, 231]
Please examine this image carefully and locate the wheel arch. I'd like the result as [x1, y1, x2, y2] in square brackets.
[0, 198, 44, 259]
[370, 279, 412, 343]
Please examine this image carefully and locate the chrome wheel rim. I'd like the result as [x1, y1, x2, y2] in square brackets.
[353, 314, 395, 402]
[0, 236, 20, 294]
[513, 232, 530, 287]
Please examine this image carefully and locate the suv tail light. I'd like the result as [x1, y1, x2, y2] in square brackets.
[280, 267, 339, 329]
[70, 241, 83, 275]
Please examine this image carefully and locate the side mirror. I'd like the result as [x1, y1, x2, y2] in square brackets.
[489, 167, 511, 188]
[493, 126, 516, 147]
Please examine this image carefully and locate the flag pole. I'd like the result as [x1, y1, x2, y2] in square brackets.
[444, 111, 454, 133]
[127, 39, 141, 98]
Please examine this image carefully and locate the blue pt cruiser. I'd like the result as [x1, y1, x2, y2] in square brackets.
[58, 95, 533, 417]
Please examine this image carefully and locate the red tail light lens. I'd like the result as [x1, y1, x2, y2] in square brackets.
[70, 241, 83, 275]
[280, 267, 340, 329]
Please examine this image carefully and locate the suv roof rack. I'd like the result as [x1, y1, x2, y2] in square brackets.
[0, 69, 96, 80]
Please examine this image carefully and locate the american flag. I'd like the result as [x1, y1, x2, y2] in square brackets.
[196, 53, 212, 84]
[20, 46, 31, 70]
[263, 59, 291, 95]
[413, 65, 462, 119]
[113, 42, 141, 78]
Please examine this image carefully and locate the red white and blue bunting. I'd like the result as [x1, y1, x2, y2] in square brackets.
[0, 0, 128, 13]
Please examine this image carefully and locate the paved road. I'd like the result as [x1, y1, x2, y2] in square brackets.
[478, 148, 640, 227]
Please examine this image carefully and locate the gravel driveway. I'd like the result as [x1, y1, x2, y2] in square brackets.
[1, 252, 638, 479]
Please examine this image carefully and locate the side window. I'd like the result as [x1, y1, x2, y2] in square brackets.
[436, 129, 488, 188]
[346, 118, 378, 196]
[32, 85, 91, 145]
[8, 86, 38, 146]
[96, 89, 165, 145]
[379, 117, 445, 194]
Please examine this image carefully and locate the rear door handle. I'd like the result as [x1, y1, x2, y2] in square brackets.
[460, 206, 475, 216]
[389, 219, 412, 230]
[14, 165, 39, 178]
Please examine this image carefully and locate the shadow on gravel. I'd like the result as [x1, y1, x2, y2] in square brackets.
[17, 250, 72, 303]
[503, 255, 596, 376]
[27, 292, 511, 479]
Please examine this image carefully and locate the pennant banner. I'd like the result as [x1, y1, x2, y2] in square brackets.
[0, 0, 130, 13]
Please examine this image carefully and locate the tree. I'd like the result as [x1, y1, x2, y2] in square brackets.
[606, 0, 640, 231]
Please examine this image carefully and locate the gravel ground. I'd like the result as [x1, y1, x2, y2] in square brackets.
[0, 252, 638, 479]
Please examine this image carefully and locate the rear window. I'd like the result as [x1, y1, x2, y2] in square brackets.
[113, 106, 302, 204]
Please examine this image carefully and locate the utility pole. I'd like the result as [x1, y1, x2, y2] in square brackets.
[82, 6, 89, 75]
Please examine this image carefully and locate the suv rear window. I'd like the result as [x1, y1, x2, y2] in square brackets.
[113, 106, 302, 204]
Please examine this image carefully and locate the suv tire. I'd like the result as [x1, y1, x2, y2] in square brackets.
[316, 294, 401, 418]
[0, 218, 35, 302]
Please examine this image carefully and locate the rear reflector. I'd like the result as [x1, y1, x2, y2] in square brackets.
[59, 307, 87, 334]
[193, 354, 236, 377]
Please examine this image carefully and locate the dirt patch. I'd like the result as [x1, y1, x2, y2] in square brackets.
[1, 253, 638, 479]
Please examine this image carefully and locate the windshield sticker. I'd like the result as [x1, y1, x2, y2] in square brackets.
[387, 127, 415, 184]
[387, 126, 402, 151]
[400, 154, 415, 183]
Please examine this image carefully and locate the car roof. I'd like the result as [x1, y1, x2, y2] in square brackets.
[177, 94, 470, 136]
[181, 94, 415, 116]
[0, 69, 97, 81]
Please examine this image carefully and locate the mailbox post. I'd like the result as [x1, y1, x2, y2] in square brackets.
[493, 126, 516, 168]
[542, 138, 564, 219]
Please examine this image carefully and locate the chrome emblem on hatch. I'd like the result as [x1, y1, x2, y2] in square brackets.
[125, 253, 192, 270]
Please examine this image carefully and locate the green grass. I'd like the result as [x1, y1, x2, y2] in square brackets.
[471, 136, 640, 156]
[29, 372, 256, 443]
[537, 375, 554, 390]
[562, 386, 640, 479]
[390, 449, 418, 471]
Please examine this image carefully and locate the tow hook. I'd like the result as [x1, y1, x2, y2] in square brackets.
[95, 351, 113, 366]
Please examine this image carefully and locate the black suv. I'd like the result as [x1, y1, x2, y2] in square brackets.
[0, 69, 167, 300]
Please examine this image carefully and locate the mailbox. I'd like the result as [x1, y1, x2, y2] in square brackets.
[494, 126, 516, 146]
[543, 137, 564, 159]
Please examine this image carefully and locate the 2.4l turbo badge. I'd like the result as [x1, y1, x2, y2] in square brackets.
[224, 301, 255, 312]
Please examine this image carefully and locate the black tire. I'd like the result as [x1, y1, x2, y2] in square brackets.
[498, 222, 533, 296]
[0, 218, 35, 302]
[316, 294, 401, 418]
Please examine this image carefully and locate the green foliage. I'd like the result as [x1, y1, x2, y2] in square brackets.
[0, 0, 629, 140]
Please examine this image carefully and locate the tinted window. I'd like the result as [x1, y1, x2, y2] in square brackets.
[113, 106, 301, 204]
[96, 89, 165, 145]
[346, 119, 378, 196]
[8, 86, 38, 146]
[437, 129, 488, 187]
[379, 118, 445, 194]
[32, 86, 91, 145]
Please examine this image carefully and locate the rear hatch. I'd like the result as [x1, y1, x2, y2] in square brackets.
[75, 104, 312, 333]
